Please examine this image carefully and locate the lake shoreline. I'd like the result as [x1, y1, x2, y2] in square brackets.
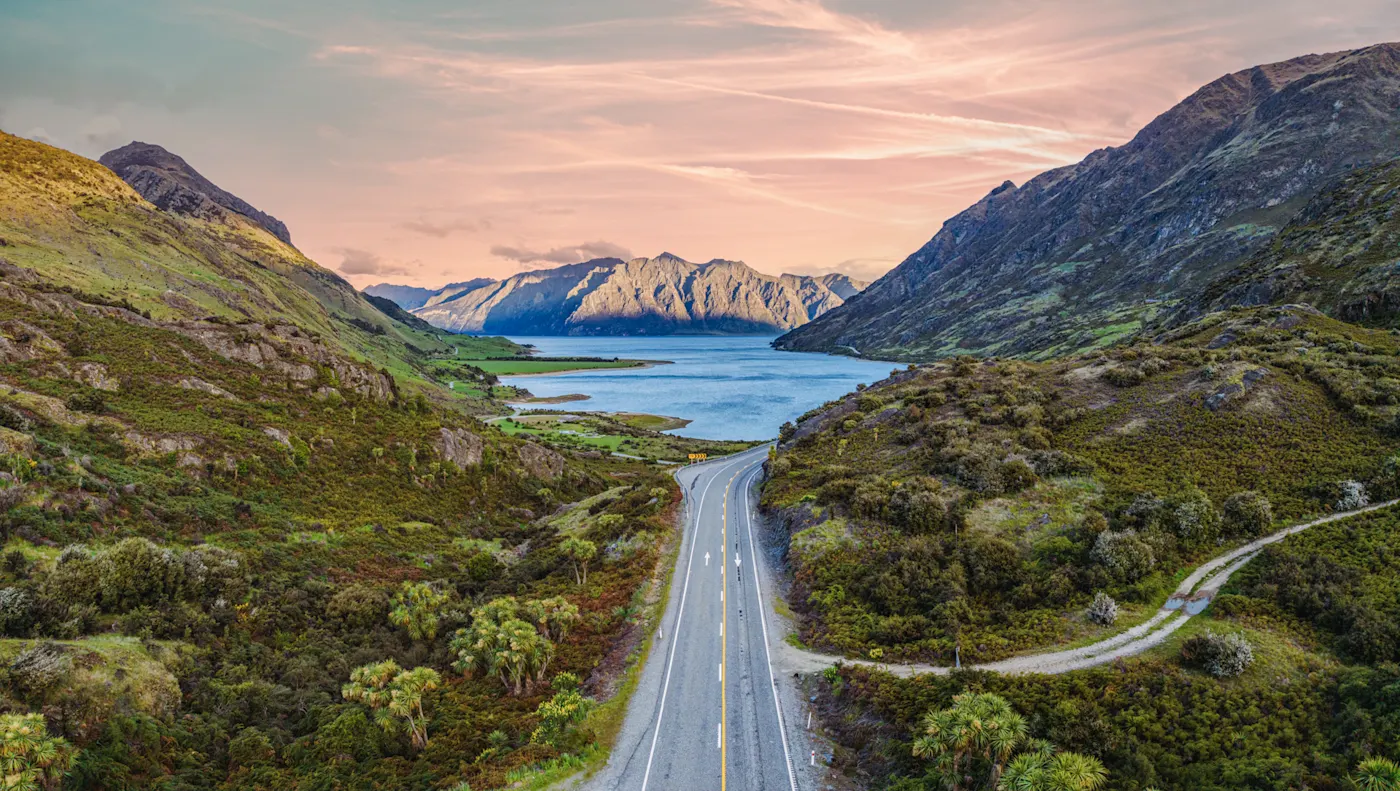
[497, 359, 672, 378]
[498, 335, 892, 440]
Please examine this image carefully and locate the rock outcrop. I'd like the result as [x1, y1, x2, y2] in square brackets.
[410, 254, 867, 335]
[99, 142, 294, 246]
[517, 442, 565, 480]
[1189, 157, 1400, 325]
[437, 427, 485, 468]
[775, 42, 1400, 360]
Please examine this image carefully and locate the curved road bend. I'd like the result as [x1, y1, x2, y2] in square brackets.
[573, 444, 798, 791]
[568, 442, 1400, 789]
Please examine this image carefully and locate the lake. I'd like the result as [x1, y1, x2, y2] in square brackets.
[502, 336, 898, 440]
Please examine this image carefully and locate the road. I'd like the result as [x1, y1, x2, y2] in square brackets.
[575, 444, 804, 791]
[569, 447, 1400, 790]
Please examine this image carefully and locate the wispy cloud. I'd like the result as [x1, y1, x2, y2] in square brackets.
[490, 241, 633, 265]
[16, 0, 1396, 284]
[334, 247, 411, 276]
[399, 217, 485, 237]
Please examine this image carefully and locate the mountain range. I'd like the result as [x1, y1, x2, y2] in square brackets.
[776, 42, 1400, 360]
[382, 256, 866, 335]
[363, 279, 496, 311]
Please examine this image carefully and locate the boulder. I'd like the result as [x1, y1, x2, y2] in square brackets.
[518, 442, 565, 480]
[437, 427, 484, 468]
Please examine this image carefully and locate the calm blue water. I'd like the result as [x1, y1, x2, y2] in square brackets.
[501, 336, 896, 440]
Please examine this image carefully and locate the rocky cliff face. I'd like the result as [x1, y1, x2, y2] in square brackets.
[99, 141, 294, 246]
[410, 254, 867, 335]
[1186, 156, 1400, 326]
[775, 42, 1400, 360]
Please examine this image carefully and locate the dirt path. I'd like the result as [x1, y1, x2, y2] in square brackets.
[762, 498, 1400, 678]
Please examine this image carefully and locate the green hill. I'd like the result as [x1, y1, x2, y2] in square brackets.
[764, 305, 1400, 663]
[0, 131, 522, 401]
[0, 130, 697, 788]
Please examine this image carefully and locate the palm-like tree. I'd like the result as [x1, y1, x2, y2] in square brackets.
[914, 693, 1028, 791]
[999, 752, 1049, 791]
[343, 660, 441, 751]
[388, 666, 441, 751]
[1355, 758, 1400, 791]
[452, 597, 559, 694]
[0, 713, 75, 791]
[994, 750, 1107, 791]
[525, 596, 580, 643]
[1044, 752, 1108, 791]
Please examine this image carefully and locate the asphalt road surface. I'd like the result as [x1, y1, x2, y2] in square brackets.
[577, 444, 801, 791]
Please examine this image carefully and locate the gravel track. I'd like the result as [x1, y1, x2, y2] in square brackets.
[763, 498, 1400, 678]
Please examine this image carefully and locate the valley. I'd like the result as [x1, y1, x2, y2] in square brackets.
[4, 15, 1400, 791]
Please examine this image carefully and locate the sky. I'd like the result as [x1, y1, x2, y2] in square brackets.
[3, 1, 1399, 288]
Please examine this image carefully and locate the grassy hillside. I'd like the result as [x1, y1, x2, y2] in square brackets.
[763, 305, 1400, 663]
[0, 130, 523, 400]
[0, 267, 698, 788]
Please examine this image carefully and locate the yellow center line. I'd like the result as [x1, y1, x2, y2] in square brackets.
[721, 473, 729, 791]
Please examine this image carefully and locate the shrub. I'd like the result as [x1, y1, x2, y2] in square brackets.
[311, 708, 383, 763]
[327, 584, 389, 630]
[228, 726, 277, 768]
[1090, 531, 1156, 582]
[1337, 480, 1370, 511]
[1171, 487, 1220, 545]
[1085, 592, 1118, 626]
[530, 687, 594, 748]
[887, 484, 947, 533]
[8, 640, 72, 696]
[1222, 491, 1273, 537]
[2, 550, 29, 578]
[998, 458, 1038, 493]
[96, 537, 193, 611]
[0, 587, 35, 636]
[1181, 630, 1254, 677]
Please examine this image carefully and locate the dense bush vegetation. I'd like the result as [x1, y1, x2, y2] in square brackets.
[0, 279, 689, 789]
[812, 494, 1400, 791]
[1223, 505, 1400, 664]
[816, 658, 1400, 791]
[763, 306, 1400, 661]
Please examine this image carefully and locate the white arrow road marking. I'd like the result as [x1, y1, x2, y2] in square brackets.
[705, 551, 710, 566]
[734, 552, 741, 567]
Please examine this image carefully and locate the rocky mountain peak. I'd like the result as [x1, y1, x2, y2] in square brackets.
[99, 141, 294, 246]
[409, 254, 868, 335]
[776, 41, 1400, 360]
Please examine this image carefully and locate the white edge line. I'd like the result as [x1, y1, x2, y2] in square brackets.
[741, 457, 800, 791]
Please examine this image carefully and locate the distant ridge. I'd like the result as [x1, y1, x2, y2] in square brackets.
[408, 255, 868, 335]
[365, 279, 496, 311]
